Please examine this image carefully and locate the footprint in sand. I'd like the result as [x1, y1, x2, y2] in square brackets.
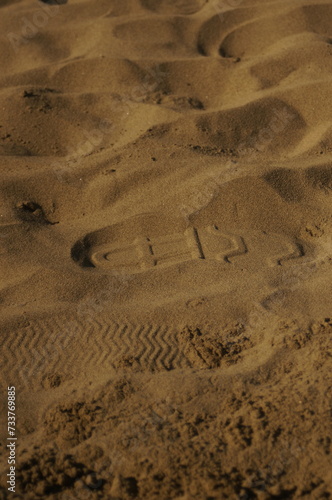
[72, 215, 305, 274]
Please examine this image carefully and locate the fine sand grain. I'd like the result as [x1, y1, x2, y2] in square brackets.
[0, 0, 332, 498]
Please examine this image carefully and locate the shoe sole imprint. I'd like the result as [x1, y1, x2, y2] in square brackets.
[73, 222, 305, 274]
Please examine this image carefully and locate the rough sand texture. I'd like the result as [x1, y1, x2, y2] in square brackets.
[0, 0, 332, 498]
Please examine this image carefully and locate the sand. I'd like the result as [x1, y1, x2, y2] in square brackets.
[0, 0, 332, 498]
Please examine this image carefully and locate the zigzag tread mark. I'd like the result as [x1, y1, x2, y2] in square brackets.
[109, 322, 124, 359]
[118, 323, 134, 358]
[153, 324, 180, 369]
[133, 324, 150, 362]
[106, 322, 136, 366]
[2, 317, 201, 377]
[149, 325, 165, 366]
[143, 324, 163, 366]
[64, 319, 116, 367]
[159, 328, 178, 370]
[136, 324, 156, 365]
[96, 322, 116, 366]
[158, 325, 175, 369]
[125, 322, 140, 346]
[2, 324, 41, 368]
[173, 329, 193, 369]
[138, 324, 180, 370]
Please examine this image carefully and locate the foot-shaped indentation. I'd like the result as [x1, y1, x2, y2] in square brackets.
[267, 239, 304, 267]
[199, 225, 247, 263]
[73, 219, 307, 274]
[89, 241, 142, 274]
[90, 230, 204, 273]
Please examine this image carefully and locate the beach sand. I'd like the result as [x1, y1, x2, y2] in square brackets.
[0, 0, 332, 498]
